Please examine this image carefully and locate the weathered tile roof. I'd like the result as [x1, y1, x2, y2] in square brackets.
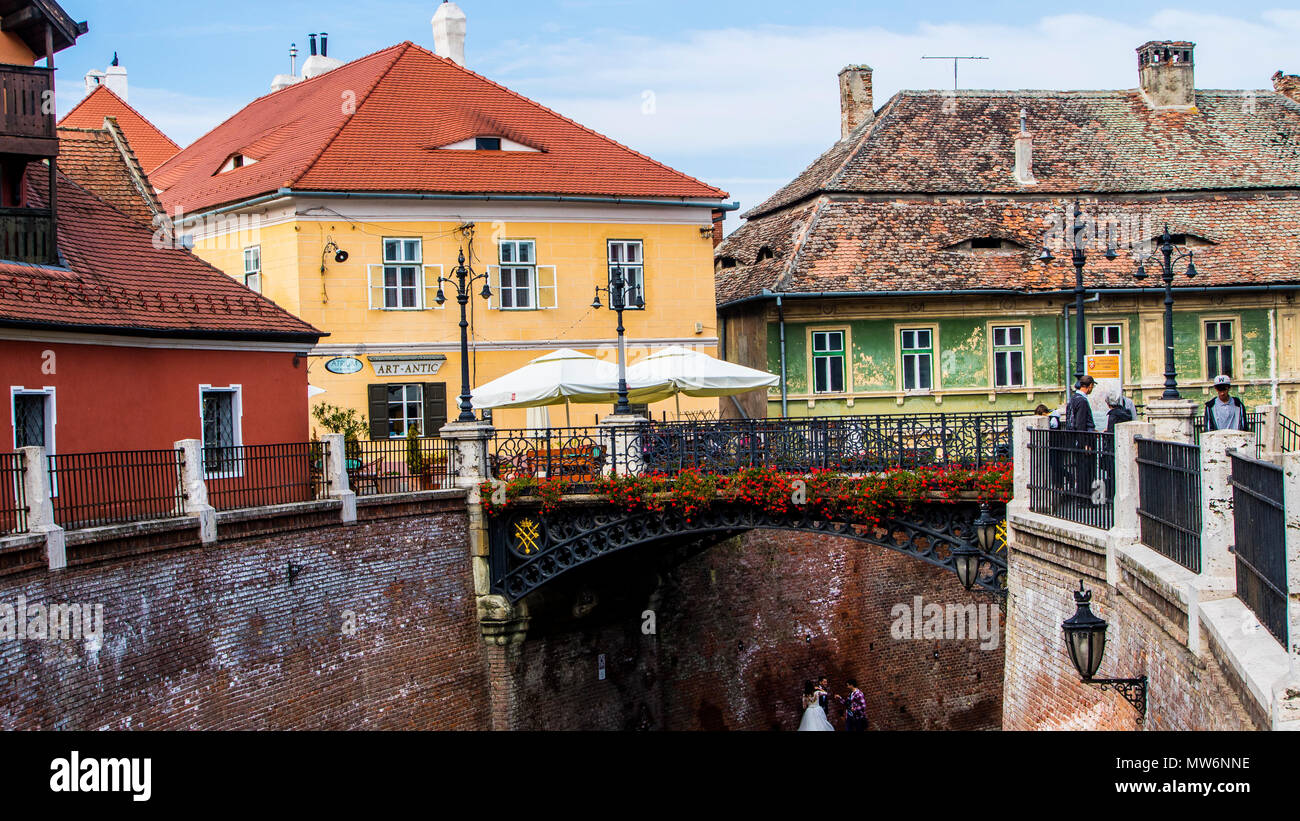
[59, 85, 180, 174]
[747, 89, 1300, 218]
[0, 167, 322, 342]
[717, 195, 1300, 304]
[56, 124, 165, 229]
[721, 84, 1300, 305]
[155, 41, 728, 215]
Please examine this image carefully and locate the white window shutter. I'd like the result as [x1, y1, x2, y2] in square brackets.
[423, 265, 444, 309]
[367, 264, 384, 310]
[537, 265, 557, 309]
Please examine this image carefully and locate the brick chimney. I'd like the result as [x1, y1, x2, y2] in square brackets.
[1274, 71, 1300, 104]
[838, 65, 873, 139]
[1137, 41, 1195, 109]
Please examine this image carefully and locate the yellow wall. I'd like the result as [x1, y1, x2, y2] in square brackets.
[192, 210, 724, 434]
[0, 32, 36, 66]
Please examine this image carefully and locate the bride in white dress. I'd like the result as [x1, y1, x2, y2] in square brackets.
[797, 680, 834, 731]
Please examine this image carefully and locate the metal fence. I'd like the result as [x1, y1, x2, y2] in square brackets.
[203, 442, 330, 511]
[0, 451, 27, 536]
[1193, 412, 1264, 456]
[47, 449, 186, 529]
[1229, 450, 1288, 645]
[1027, 428, 1116, 529]
[1135, 437, 1202, 572]
[346, 437, 457, 496]
[491, 427, 634, 486]
[1280, 414, 1300, 453]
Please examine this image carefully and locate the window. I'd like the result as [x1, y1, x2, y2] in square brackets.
[382, 238, 422, 309]
[475, 137, 501, 151]
[970, 237, 1003, 249]
[812, 330, 846, 394]
[367, 383, 447, 439]
[900, 328, 934, 391]
[200, 387, 241, 477]
[11, 391, 52, 450]
[1206, 320, 1234, 380]
[991, 325, 1026, 388]
[1092, 324, 1122, 357]
[608, 240, 644, 309]
[243, 246, 262, 293]
[498, 240, 536, 310]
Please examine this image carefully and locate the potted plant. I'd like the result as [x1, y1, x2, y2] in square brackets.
[406, 425, 442, 490]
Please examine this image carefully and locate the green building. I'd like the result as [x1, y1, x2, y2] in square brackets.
[717, 43, 1300, 420]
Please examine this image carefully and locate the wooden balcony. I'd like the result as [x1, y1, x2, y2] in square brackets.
[0, 206, 55, 264]
[0, 65, 56, 158]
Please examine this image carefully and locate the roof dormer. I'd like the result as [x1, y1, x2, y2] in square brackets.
[943, 236, 1027, 253]
[433, 135, 541, 152]
[216, 153, 258, 174]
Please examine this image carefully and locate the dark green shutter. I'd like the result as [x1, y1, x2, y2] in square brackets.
[368, 384, 389, 439]
[424, 383, 447, 435]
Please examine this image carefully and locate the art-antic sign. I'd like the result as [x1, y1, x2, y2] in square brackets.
[369, 356, 446, 377]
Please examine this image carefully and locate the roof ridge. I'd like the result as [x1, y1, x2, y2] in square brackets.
[59, 85, 180, 153]
[287, 42, 413, 189]
[397, 41, 727, 198]
[101, 116, 169, 225]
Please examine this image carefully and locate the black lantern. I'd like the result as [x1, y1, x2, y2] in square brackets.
[952, 504, 997, 590]
[1061, 581, 1148, 719]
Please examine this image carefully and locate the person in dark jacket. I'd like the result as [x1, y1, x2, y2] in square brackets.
[1066, 375, 1096, 431]
[1204, 375, 1249, 432]
[1105, 389, 1134, 432]
[1064, 376, 1097, 504]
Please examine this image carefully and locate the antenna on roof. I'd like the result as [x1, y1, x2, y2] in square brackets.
[921, 55, 988, 90]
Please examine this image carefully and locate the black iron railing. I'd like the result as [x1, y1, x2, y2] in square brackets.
[1135, 437, 1202, 572]
[203, 442, 330, 511]
[346, 437, 457, 496]
[491, 427, 634, 487]
[1229, 450, 1288, 645]
[1027, 428, 1115, 529]
[1280, 414, 1300, 453]
[0, 451, 28, 536]
[1193, 412, 1263, 457]
[48, 449, 186, 529]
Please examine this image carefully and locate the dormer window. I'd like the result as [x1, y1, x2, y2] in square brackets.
[756, 246, 775, 262]
[217, 153, 257, 174]
[716, 256, 738, 270]
[945, 237, 1025, 253]
[1149, 233, 1214, 248]
[475, 137, 502, 151]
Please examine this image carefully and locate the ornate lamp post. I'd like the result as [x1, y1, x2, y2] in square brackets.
[1134, 226, 1197, 400]
[1038, 201, 1117, 385]
[591, 265, 643, 415]
[435, 249, 492, 423]
[1061, 581, 1147, 720]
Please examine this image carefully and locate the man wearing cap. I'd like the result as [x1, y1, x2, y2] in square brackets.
[1204, 375, 1248, 432]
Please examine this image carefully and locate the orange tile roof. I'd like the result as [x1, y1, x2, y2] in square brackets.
[55, 125, 163, 229]
[0, 166, 321, 342]
[59, 86, 180, 174]
[154, 42, 728, 214]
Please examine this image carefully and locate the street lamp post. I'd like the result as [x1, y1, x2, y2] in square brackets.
[1134, 225, 1197, 400]
[1039, 201, 1116, 386]
[591, 265, 644, 415]
[435, 249, 492, 423]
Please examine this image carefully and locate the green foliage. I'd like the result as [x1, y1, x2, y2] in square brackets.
[312, 403, 368, 459]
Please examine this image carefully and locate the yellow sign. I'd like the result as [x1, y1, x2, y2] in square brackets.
[513, 518, 542, 555]
[1086, 354, 1121, 380]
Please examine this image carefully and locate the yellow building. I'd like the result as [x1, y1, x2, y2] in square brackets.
[154, 37, 732, 435]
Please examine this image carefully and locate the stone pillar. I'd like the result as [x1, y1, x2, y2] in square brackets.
[1009, 415, 1046, 515]
[174, 439, 217, 544]
[1109, 421, 1153, 586]
[479, 594, 530, 731]
[441, 420, 496, 598]
[600, 413, 648, 476]
[1256, 404, 1280, 458]
[21, 446, 66, 570]
[1199, 430, 1254, 583]
[321, 433, 356, 524]
[1273, 451, 1300, 728]
[1144, 398, 1199, 444]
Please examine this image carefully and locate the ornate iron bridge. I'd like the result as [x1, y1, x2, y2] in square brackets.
[489, 499, 1007, 603]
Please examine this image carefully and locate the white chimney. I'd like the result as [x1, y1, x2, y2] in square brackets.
[1013, 109, 1036, 185]
[84, 53, 128, 101]
[433, 1, 467, 66]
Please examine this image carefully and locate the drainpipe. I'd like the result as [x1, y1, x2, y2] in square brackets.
[776, 295, 789, 418]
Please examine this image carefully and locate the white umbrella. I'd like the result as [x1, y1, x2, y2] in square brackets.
[470, 349, 671, 417]
[627, 346, 780, 417]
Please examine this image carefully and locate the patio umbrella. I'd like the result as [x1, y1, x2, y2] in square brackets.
[470, 349, 671, 420]
[626, 346, 780, 416]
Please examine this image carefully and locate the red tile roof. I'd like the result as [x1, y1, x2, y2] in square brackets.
[0, 167, 321, 342]
[59, 86, 180, 174]
[154, 42, 728, 214]
[55, 125, 164, 229]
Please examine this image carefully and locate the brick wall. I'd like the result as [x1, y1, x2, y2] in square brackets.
[1002, 531, 1265, 731]
[0, 501, 490, 730]
[513, 529, 1004, 730]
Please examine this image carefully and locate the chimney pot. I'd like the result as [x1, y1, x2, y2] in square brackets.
[838, 64, 873, 140]
[433, 1, 468, 67]
[309, 33, 318, 57]
[1014, 108, 1036, 185]
[1274, 70, 1300, 104]
[1137, 40, 1195, 108]
[321, 32, 328, 58]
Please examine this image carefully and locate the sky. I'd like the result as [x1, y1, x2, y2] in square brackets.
[54, 1, 1300, 231]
